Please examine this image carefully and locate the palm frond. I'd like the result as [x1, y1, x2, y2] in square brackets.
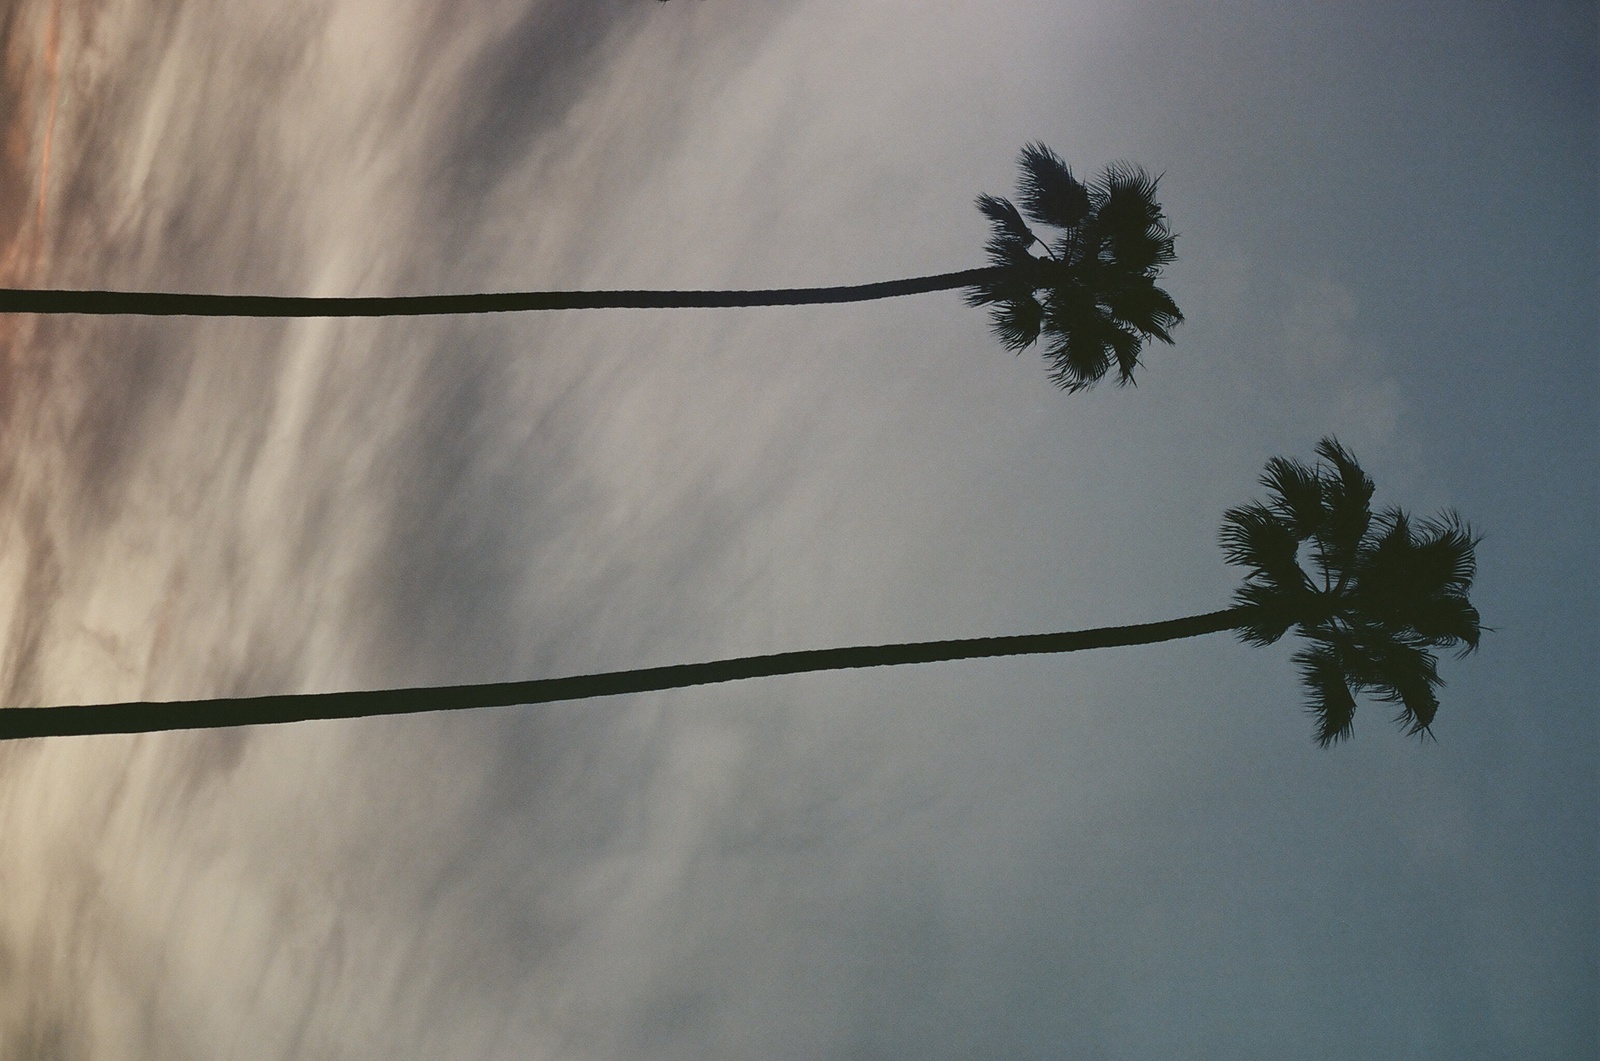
[975, 193, 1035, 244]
[984, 295, 1046, 352]
[1413, 511, 1481, 594]
[1314, 436, 1375, 508]
[1099, 279, 1183, 345]
[1407, 598, 1483, 658]
[1103, 325, 1145, 386]
[1087, 160, 1156, 206]
[1016, 142, 1091, 230]
[1362, 637, 1444, 739]
[1259, 456, 1325, 540]
[1294, 641, 1359, 746]
[1036, 285, 1111, 390]
[1310, 436, 1374, 577]
[1041, 310, 1116, 392]
[1219, 502, 1302, 579]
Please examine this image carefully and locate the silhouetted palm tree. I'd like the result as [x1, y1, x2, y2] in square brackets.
[0, 145, 1180, 390]
[0, 438, 1478, 745]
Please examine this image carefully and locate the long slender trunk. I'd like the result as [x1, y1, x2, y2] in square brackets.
[0, 267, 1008, 318]
[0, 606, 1251, 740]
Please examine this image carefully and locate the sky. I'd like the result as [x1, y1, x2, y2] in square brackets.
[0, 0, 1594, 1058]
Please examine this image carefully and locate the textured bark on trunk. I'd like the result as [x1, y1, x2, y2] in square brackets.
[0, 606, 1252, 739]
[0, 268, 1008, 318]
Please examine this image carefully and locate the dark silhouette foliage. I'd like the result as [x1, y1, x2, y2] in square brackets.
[965, 143, 1182, 391]
[1220, 437, 1483, 745]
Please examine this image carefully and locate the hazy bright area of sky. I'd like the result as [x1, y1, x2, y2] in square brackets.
[0, 0, 1593, 1058]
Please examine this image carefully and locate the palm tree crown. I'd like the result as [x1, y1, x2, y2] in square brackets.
[965, 142, 1183, 391]
[1220, 437, 1483, 745]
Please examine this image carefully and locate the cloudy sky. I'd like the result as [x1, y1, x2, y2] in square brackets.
[0, 0, 1594, 1057]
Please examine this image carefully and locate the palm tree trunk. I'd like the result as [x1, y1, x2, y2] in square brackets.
[0, 267, 1008, 318]
[0, 606, 1252, 740]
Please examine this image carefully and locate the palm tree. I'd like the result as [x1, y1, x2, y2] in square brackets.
[0, 144, 1181, 391]
[0, 438, 1478, 744]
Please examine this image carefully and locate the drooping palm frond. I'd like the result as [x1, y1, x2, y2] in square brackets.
[968, 144, 1183, 391]
[1220, 437, 1483, 745]
[1293, 640, 1360, 747]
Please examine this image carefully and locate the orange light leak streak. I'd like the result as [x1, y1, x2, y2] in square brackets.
[33, 0, 63, 270]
